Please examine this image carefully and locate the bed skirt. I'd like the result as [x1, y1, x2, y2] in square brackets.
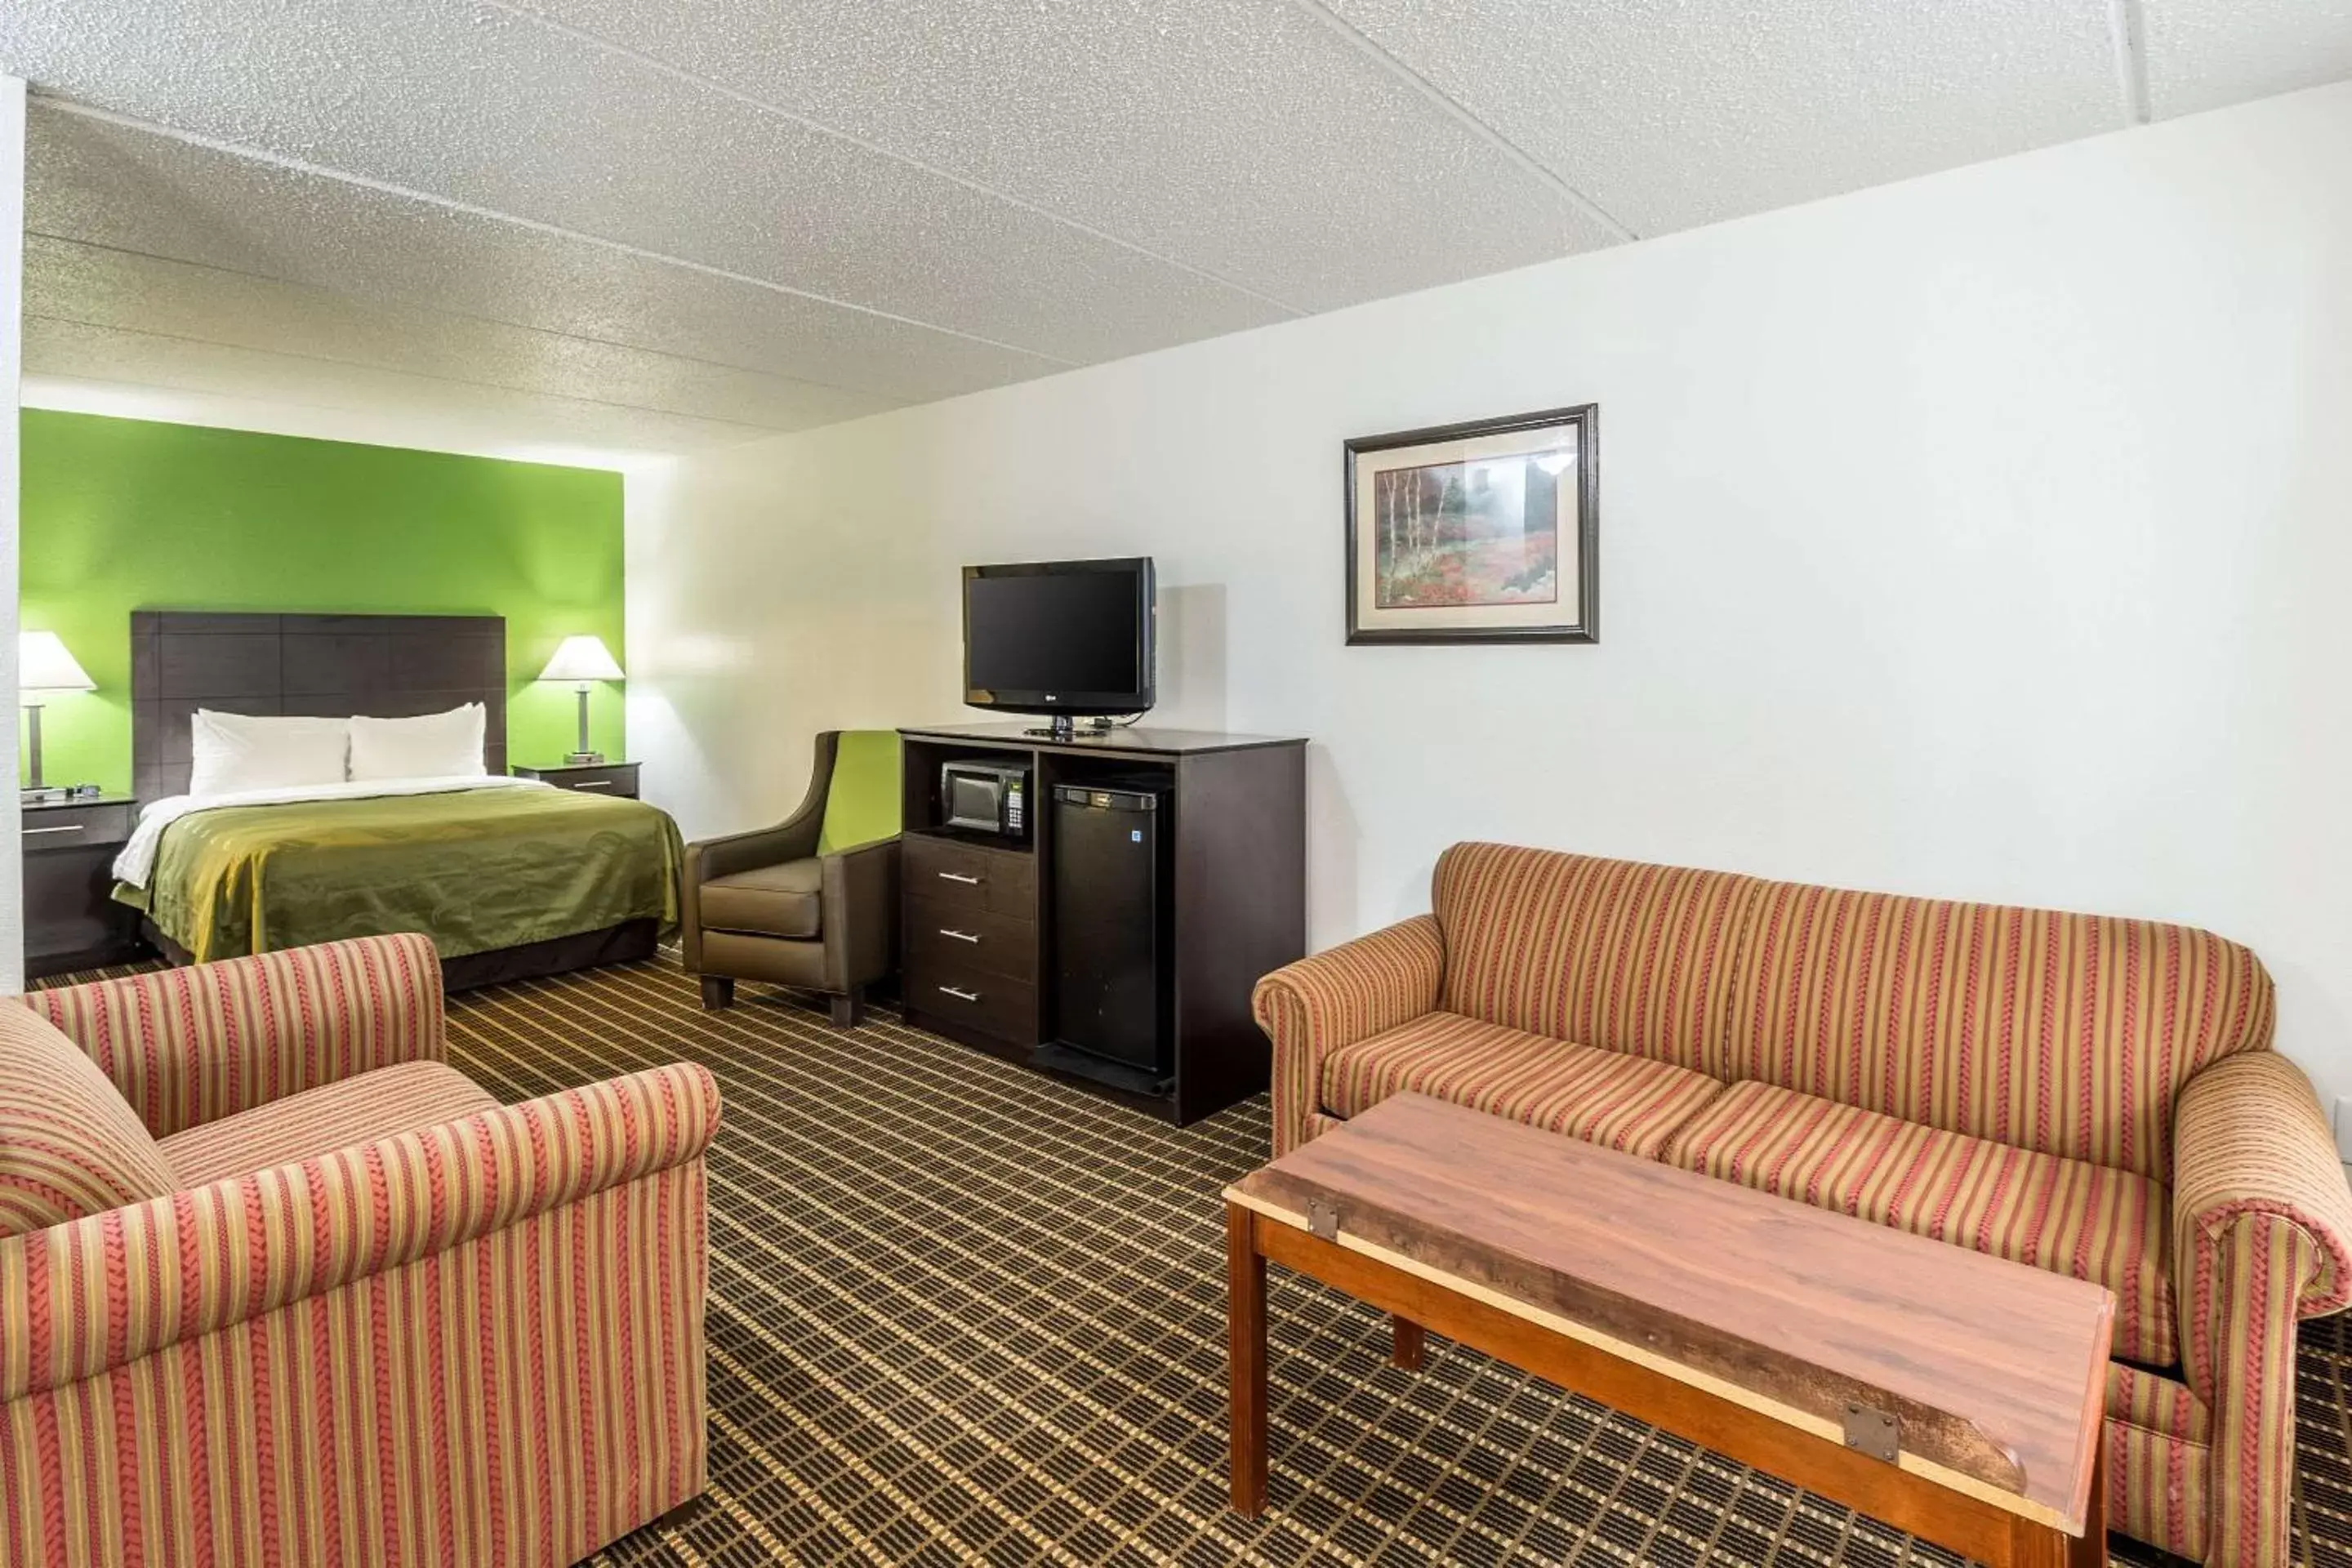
[140, 917, 660, 992]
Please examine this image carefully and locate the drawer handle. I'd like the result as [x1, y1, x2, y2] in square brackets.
[939, 928, 981, 943]
[572, 780, 614, 790]
[23, 825, 86, 836]
[938, 985, 982, 1003]
[936, 871, 983, 885]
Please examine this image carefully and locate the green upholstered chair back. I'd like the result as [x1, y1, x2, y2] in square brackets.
[817, 730, 903, 853]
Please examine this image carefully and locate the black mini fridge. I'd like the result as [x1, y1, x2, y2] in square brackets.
[1051, 781, 1173, 1078]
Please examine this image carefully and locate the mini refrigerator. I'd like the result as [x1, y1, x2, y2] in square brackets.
[1050, 781, 1173, 1077]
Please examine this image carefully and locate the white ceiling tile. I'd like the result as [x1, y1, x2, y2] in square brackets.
[500, 0, 1618, 312]
[2141, 0, 2352, 121]
[2, 0, 1285, 362]
[24, 103, 1068, 405]
[24, 236, 900, 432]
[7, 0, 2350, 457]
[1321, 0, 2127, 238]
[24, 317, 767, 455]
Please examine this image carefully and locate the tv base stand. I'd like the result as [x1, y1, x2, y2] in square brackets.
[898, 722, 1307, 1125]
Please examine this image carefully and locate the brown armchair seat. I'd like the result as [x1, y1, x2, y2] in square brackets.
[700, 858, 825, 938]
[683, 730, 901, 1026]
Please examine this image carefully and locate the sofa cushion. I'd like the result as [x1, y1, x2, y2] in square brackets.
[699, 858, 823, 939]
[160, 1061, 500, 1187]
[1666, 1079, 2176, 1364]
[1725, 879, 2272, 1180]
[1433, 844, 1761, 1078]
[0, 1007, 177, 1238]
[1321, 1012, 1724, 1160]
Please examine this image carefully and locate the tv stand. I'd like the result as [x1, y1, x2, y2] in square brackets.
[898, 722, 1307, 1125]
[1023, 715, 1078, 740]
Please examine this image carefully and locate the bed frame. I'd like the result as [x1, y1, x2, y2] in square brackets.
[127, 611, 656, 989]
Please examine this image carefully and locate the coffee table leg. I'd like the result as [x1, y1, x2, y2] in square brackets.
[1227, 1201, 1267, 1517]
[1391, 1316, 1425, 1370]
[2070, 1428, 2108, 1568]
[2005, 1431, 2107, 1566]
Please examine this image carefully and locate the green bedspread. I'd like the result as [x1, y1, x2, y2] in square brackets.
[115, 786, 684, 964]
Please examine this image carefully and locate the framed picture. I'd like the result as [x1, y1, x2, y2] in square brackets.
[1344, 403, 1597, 645]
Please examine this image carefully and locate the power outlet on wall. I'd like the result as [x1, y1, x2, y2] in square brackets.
[2335, 1097, 2352, 1165]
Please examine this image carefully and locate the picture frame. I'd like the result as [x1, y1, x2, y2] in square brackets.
[1343, 403, 1598, 645]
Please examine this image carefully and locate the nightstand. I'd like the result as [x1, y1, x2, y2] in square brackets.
[514, 761, 640, 799]
[21, 794, 143, 978]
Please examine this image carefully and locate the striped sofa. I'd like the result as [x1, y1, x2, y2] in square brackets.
[0, 933, 717, 1567]
[1252, 843, 2352, 1567]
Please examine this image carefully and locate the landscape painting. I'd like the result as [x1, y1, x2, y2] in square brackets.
[1345, 404, 1598, 644]
[1371, 452, 1564, 610]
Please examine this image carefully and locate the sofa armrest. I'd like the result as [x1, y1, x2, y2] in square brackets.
[2169, 1052, 2352, 1561]
[17, 932, 446, 1138]
[1251, 914, 1446, 1155]
[822, 835, 901, 991]
[0, 1061, 719, 1402]
[2174, 1053, 2352, 1323]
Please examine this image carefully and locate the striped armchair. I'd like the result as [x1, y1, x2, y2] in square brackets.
[1254, 843, 2352, 1568]
[0, 933, 717, 1567]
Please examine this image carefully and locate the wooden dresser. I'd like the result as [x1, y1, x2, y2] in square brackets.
[898, 724, 1306, 1126]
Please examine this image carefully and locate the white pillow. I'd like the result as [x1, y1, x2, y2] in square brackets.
[188, 710, 351, 796]
[348, 703, 487, 782]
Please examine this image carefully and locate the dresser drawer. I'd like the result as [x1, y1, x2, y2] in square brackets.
[21, 801, 133, 851]
[906, 897, 1036, 985]
[902, 833, 1035, 916]
[905, 956, 1038, 1044]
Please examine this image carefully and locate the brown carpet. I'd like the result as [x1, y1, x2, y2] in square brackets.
[40, 953, 2352, 1566]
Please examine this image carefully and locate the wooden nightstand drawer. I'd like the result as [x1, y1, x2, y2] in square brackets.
[515, 762, 639, 799]
[21, 795, 142, 979]
[21, 800, 133, 851]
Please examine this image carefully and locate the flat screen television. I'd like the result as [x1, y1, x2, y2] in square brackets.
[963, 558, 1156, 733]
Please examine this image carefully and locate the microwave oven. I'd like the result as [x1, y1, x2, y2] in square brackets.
[939, 759, 1029, 839]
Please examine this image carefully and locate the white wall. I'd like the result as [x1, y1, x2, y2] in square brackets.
[630, 82, 2352, 1110]
[2, 76, 24, 993]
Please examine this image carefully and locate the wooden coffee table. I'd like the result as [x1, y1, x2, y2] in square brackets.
[1224, 1093, 2114, 1567]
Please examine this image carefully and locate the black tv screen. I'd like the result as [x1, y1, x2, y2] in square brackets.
[963, 559, 1156, 717]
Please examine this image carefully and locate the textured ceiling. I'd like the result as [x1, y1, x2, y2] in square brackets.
[5, 0, 2350, 462]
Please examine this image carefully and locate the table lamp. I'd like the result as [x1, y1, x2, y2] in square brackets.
[20, 630, 96, 803]
[537, 635, 625, 764]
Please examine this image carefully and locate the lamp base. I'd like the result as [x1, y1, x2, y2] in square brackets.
[20, 786, 73, 805]
[565, 751, 607, 765]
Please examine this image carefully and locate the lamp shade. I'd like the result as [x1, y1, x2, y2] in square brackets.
[20, 631, 96, 694]
[537, 635, 625, 684]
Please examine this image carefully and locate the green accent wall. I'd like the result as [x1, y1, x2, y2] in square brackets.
[19, 412, 626, 795]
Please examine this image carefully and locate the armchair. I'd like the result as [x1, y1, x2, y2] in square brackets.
[683, 728, 902, 1027]
[0, 933, 718, 1566]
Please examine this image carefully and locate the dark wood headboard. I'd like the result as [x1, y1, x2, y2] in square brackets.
[130, 612, 507, 801]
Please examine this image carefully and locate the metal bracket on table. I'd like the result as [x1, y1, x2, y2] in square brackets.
[1842, 1401, 1900, 1463]
[1307, 1199, 1341, 1241]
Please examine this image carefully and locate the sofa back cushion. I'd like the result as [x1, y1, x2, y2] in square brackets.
[0, 1006, 177, 1238]
[1725, 878, 2273, 1179]
[1434, 844, 1762, 1077]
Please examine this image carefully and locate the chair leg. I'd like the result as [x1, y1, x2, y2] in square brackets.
[699, 976, 735, 1010]
[829, 985, 865, 1029]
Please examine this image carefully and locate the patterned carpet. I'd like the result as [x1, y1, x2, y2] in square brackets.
[41, 951, 2352, 1566]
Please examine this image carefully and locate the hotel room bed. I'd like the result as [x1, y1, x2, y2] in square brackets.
[120, 609, 681, 989]
[116, 782, 683, 984]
